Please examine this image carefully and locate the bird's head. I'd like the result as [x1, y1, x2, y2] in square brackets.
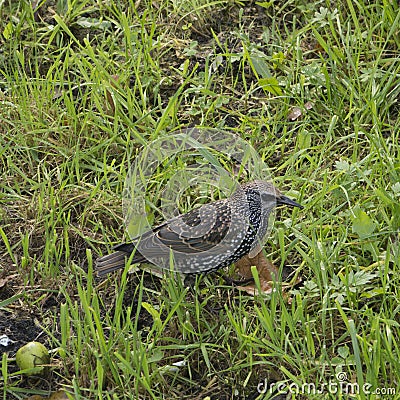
[231, 180, 303, 257]
[238, 180, 303, 214]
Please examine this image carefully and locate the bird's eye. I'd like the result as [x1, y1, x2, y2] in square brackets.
[261, 193, 275, 203]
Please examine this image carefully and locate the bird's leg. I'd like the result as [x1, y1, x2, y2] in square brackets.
[183, 274, 197, 288]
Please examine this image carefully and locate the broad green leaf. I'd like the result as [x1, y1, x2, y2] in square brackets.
[147, 348, 164, 363]
[338, 345, 349, 359]
[142, 302, 162, 331]
[335, 160, 351, 171]
[3, 21, 12, 39]
[352, 270, 376, 286]
[258, 77, 282, 96]
[297, 130, 311, 149]
[250, 55, 271, 78]
[255, 1, 273, 8]
[352, 208, 376, 239]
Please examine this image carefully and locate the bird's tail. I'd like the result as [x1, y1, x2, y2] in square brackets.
[95, 251, 128, 276]
[95, 243, 147, 276]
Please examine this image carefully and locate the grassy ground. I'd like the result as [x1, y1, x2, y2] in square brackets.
[1, 0, 400, 399]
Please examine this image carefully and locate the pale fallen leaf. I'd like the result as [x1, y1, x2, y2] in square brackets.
[0, 274, 18, 289]
[304, 101, 314, 110]
[287, 106, 303, 121]
[287, 102, 314, 121]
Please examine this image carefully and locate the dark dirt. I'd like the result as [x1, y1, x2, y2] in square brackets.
[0, 273, 55, 390]
[0, 310, 44, 361]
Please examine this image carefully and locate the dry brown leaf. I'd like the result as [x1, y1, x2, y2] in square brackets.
[234, 252, 301, 297]
[235, 251, 278, 281]
[105, 74, 120, 115]
[234, 252, 278, 295]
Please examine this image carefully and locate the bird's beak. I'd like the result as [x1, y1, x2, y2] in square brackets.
[277, 195, 304, 209]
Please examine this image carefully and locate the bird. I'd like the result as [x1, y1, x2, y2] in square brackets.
[95, 180, 303, 276]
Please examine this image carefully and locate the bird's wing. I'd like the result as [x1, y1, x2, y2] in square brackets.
[137, 201, 241, 255]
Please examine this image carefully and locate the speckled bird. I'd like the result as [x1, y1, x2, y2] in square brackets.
[95, 180, 303, 276]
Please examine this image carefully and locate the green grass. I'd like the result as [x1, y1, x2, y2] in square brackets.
[1, 0, 400, 399]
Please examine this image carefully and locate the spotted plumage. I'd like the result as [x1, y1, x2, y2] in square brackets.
[95, 180, 303, 275]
